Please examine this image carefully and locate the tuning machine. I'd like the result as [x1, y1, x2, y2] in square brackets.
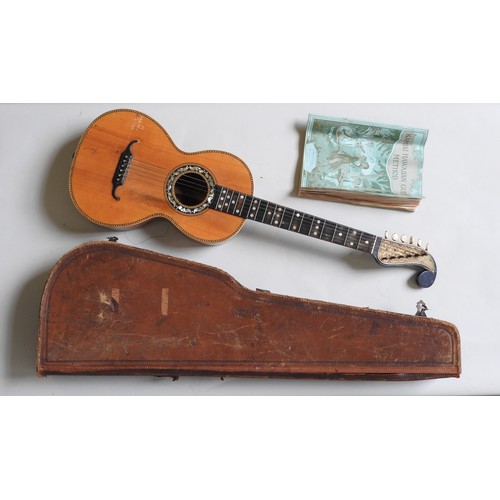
[385, 230, 430, 251]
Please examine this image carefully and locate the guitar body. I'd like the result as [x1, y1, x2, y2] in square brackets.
[70, 109, 253, 244]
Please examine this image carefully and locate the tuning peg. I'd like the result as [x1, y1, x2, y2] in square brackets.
[417, 239, 422, 248]
[384, 230, 389, 239]
[392, 233, 399, 241]
[401, 234, 407, 243]
[425, 243, 430, 252]
[410, 235, 415, 245]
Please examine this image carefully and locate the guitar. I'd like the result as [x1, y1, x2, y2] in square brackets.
[69, 109, 437, 287]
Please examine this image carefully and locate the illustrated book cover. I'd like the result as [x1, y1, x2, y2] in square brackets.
[299, 115, 428, 211]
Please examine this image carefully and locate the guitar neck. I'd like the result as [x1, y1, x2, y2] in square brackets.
[211, 185, 380, 255]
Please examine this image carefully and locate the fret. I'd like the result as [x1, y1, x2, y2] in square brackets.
[306, 214, 314, 236]
[273, 205, 285, 227]
[225, 190, 234, 213]
[248, 198, 260, 219]
[344, 228, 362, 249]
[252, 199, 263, 222]
[310, 218, 323, 238]
[255, 200, 269, 222]
[318, 219, 325, 239]
[263, 202, 277, 225]
[331, 223, 339, 243]
[344, 228, 351, 246]
[210, 185, 376, 255]
[212, 186, 224, 210]
[332, 224, 349, 246]
[270, 203, 279, 225]
[219, 188, 229, 212]
[258, 201, 268, 223]
[220, 188, 233, 213]
[357, 233, 377, 253]
[241, 195, 253, 219]
[288, 211, 296, 232]
[319, 221, 336, 242]
[257, 200, 270, 223]
[281, 207, 294, 230]
[234, 193, 246, 216]
[297, 212, 305, 233]
[289, 211, 302, 233]
[228, 190, 238, 215]
[298, 213, 313, 236]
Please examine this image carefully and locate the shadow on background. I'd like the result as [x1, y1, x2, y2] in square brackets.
[292, 122, 307, 197]
[8, 268, 51, 379]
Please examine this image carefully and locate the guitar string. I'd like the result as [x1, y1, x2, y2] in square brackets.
[128, 161, 210, 193]
[103, 145, 424, 259]
[215, 197, 379, 249]
[128, 162, 364, 236]
[130, 158, 218, 178]
[124, 176, 214, 199]
[126, 167, 210, 194]
[213, 198, 421, 256]
[130, 160, 176, 177]
[129, 171, 385, 250]
[123, 163, 225, 198]
[123, 173, 418, 256]
[127, 171, 209, 194]
[129, 161, 368, 232]
[128, 159, 254, 196]
[127, 159, 426, 255]
[125, 172, 419, 255]
[131, 164, 376, 246]
[130, 157, 177, 172]
[125, 161, 419, 257]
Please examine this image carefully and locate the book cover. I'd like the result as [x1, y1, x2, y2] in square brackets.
[301, 115, 428, 201]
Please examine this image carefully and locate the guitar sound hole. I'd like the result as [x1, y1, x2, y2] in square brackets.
[173, 172, 209, 208]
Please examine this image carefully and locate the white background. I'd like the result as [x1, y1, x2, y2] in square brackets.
[1, 102, 498, 395]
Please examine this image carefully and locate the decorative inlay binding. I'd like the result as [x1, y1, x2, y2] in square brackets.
[211, 185, 378, 255]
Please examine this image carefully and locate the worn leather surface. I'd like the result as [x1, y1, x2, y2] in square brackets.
[37, 241, 461, 380]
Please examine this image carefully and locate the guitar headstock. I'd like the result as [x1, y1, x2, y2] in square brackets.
[373, 232, 437, 288]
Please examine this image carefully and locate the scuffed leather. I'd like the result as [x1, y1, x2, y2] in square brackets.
[37, 242, 461, 380]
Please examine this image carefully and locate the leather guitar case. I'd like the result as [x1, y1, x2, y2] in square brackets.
[36, 241, 461, 380]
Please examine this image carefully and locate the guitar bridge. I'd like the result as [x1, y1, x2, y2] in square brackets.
[111, 140, 137, 200]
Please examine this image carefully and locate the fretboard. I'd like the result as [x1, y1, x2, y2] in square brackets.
[210, 185, 379, 254]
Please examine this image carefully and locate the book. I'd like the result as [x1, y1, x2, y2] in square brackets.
[299, 115, 428, 211]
